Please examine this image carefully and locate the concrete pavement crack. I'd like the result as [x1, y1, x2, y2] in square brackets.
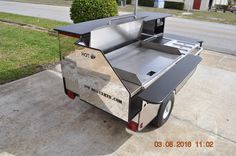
[171, 114, 236, 144]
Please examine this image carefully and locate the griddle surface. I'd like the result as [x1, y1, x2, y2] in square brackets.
[106, 42, 180, 85]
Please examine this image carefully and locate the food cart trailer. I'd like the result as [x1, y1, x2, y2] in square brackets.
[54, 2, 203, 132]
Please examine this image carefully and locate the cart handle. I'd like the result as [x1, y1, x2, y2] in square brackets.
[108, 15, 136, 25]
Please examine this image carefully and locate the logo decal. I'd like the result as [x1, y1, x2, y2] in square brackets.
[81, 52, 96, 59]
[84, 85, 122, 104]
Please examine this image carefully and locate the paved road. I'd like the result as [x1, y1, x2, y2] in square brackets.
[165, 18, 236, 55]
[0, 1, 236, 55]
[0, 1, 72, 22]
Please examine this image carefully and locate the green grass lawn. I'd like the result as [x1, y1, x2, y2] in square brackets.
[183, 10, 236, 25]
[0, 12, 69, 84]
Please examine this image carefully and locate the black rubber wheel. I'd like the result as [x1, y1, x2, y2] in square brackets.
[152, 92, 175, 128]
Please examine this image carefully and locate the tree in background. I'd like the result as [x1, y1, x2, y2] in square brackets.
[70, 0, 118, 23]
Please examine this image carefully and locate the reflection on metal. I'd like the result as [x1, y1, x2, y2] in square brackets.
[59, 34, 78, 58]
[108, 15, 136, 25]
[131, 101, 160, 131]
[163, 100, 172, 119]
[122, 80, 142, 97]
[141, 38, 181, 55]
[90, 20, 143, 52]
[61, 45, 130, 121]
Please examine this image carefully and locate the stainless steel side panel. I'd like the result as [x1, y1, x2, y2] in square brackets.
[61, 46, 130, 121]
[90, 20, 143, 52]
[131, 101, 160, 131]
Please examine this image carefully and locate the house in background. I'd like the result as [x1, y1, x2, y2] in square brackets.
[185, 0, 228, 10]
[132, 0, 228, 11]
[167, 0, 228, 10]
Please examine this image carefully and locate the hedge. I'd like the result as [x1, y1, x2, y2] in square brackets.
[164, 1, 184, 10]
[70, 0, 118, 23]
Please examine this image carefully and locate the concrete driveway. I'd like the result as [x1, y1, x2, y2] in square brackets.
[1, 1, 236, 55]
[0, 50, 236, 156]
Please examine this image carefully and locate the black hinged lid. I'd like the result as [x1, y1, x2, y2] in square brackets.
[54, 12, 171, 36]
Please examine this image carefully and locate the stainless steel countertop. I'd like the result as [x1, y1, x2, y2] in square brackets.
[106, 41, 181, 86]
